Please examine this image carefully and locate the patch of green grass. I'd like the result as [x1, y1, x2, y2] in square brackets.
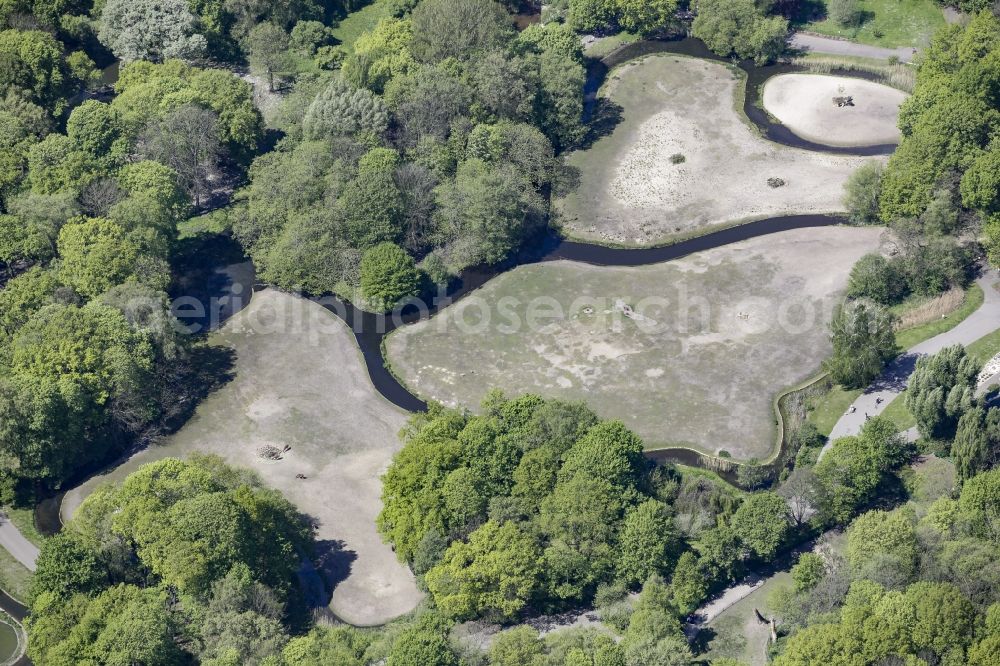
[0, 548, 29, 603]
[794, 0, 946, 49]
[880, 392, 917, 431]
[584, 31, 641, 60]
[331, 0, 391, 52]
[807, 384, 863, 436]
[894, 284, 984, 350]
[2, 508, 43, 548]
[703, 571, 792, 666]
[967, 326, 1000, 365]
[177, 209, 230, 240]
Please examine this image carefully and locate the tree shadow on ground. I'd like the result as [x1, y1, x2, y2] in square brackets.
[160, 344, 238, 434]
[578, 98, 624, 151]
[789, 0, 826, 25]
[298, 537, 359, 610]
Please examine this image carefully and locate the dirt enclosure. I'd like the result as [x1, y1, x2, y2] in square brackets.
[385, 227, 885, 460]
[61, 289, 423, 626]
[555, 55, 876, 246]
[762, 73, 907, 147]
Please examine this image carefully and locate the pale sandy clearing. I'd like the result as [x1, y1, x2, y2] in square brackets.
[555, 55, 879, 246]
[762, 73, 907, 147]
[62, 289, 422, 626]
[385, 227, 885, 460]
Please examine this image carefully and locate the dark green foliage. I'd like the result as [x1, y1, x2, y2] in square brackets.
[409, 0, 513, 64]
[904, 345, 978, 441]
[953, 406, 1000, 483]
[360, 242, 421, 311]
[824, 301, 897, 388]
[843, 162, 884, 225]
[692, 0, 789, 65]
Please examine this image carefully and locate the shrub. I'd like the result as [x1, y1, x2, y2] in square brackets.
[360, 242, 421, 312]
[669, 153, 685, 164]
[847, 253, 904, 305]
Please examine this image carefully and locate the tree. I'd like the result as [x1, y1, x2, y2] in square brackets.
[791, 553, 825, 592]
[730, 492, 791, 559]
[823, 300, 897, 388]
[670, 551, 706, 614]
[29, 532, 107, 603]
[489, 626, 544, 666]
[904, 345, 978, 441]
[958, 468, 1000, 541]
[617, 499, 681, 585]
[138, 104, 223, 207]
[409, 0, 513, 63]
[360, 242, 421, 312]
[57, 217, 168, 298]
[98, 0, 207, 62]
[245, 23, 291, 92]
[0, 29, 77, 117]
[386, 614, 459, 666]
[847, 253, 903, 304]
[846, 509, 918, 579]
[341, 17, 415, 93]
[692, 0, 789, 65]
[425, 520, 541, 621]
[614, 0, 679, 35]
[303, 77, 389, 140]
[953, 407, 1000, 483]
[827, 0, 862, 28]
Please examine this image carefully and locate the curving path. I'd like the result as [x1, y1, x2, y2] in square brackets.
[789, 33, 918, 63]
[821, 270, 1000, 455]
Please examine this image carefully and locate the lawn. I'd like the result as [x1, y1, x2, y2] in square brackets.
[701, 571, 792, 666]
[795, 0, 946, 49]
[894, 284, 984, 350]
[2, 508, 43, 548]
[583, 31, 641, 60]
[806, 384, 862, 436]
[386, 226, 882, 460]
[967, 327, 1000, 365]
[331, 0, 391, 52]
[880, 391, 917, 431]
[0, 549, 29, 604]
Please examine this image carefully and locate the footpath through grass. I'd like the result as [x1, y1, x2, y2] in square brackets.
[2, 508, 43, 548]
[794, 0, 945, 48]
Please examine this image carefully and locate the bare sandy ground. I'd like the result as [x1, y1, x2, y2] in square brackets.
[555, 55, 878, 246]
[385, 227, 884, 460]
[61, 289, 422, 626]
[762, 74, 907, 147]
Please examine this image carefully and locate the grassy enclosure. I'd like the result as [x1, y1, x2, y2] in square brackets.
[794, 0, 946, 48]
[386, 227, 883, 460]
[554, 55, 876, 246]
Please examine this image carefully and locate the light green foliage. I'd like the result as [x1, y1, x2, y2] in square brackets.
[0, 29, 77, 117]
[617, 499, 681, 585]
[961, 145, 1000, 214]
[489, 626, 544, 666]
[386, 614, 459, 666]
[379, 395, 689, 618]
[1, 302, 157, 483]
[57, 216, 169, 298]
[342, 18, 416, 93]
[670, 551, 707, 615]
[282, 625, 370, 666]
[847, 253, 902, 304]
[730, 491, 791, 559]
[245, 22, 291, 92]
[360, 242, 421, 311]
[425, 520, 542, 621]
[958, 468, 1000, 541]
[880, 12, 1000, 222]
[952, 407, 1000, 483]
[98, 0, 207, 63]
[843, 161, 884, 225]
[692, 0, 788, 64]
[824, 300, 897, 388]
[409, 0, 512, 64]
[846, 509, 918, 578]
[903, 345, 978, 440]
[621, 575, 691, 665]
[791, 553, 825, 592]
[303, 76, 389, 140]
[66, 101, 127, 168]
[27, 456, 310, 665]
[814, 416, 907, 524]
[567, 0, 678, 34]
[0, 266, 58, 339]
[827, 0, 862, 27]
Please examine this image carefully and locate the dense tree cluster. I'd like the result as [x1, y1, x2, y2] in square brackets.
[232, 0, 585, 311]
[378, 392, 811, 624]
[692, 0, 789, 65]
[823, 300, 897, 388]
[771, 468, 1000, 665]
[27, 456, 313, 665]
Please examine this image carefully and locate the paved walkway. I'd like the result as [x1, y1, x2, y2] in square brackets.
[821, 271, 1000, 455]
[789, 33, 918, 63]
[0, 515, 38, 571]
